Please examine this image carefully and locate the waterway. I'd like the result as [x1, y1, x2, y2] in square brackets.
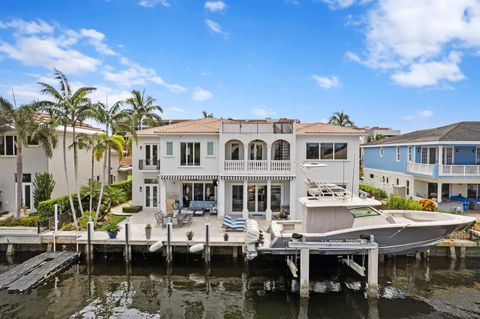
[0, 254, 478, 318]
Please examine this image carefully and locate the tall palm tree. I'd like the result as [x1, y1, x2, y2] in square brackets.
[0, 97, 57, 218]
[37, 69, 96, 223]
[328, 111, 355, 127]
[75, 133, 101, 211]
[124, 89, 162, 130]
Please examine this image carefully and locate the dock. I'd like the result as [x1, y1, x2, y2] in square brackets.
[0, 251, 79, 293]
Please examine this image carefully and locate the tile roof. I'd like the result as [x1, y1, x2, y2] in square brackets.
[120, 156, 132, 167]
[33, 113, 102, 131]
[137, 117, 223, 135]
[365, 121, 480, 145]
[296, 123, 365, 134]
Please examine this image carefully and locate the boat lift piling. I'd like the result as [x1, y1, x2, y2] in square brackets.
[124, 219, 131, 263]
[86, 219, 94, 261]
[204, 223, 211, 264]
[165, 223, 173, 263]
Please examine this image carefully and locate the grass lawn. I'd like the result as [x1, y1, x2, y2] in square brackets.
[96, 214, 127, 231]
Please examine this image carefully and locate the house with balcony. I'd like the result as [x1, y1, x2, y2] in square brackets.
[131, 117, 364, 220]
[362, 122, 480, 204]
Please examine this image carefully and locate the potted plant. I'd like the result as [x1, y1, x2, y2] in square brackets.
[224, 232, 229, 241]
[186, 230, 194, 241]
[145, 224, 152, 240]
[105, 222, 120, 239]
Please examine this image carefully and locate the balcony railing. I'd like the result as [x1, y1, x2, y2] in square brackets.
[439, 164, 480, 176]
[221, 122, 293, 134]
[224, 160, 293, 175]
[407, 162, 434, 176]
[138, 159, 160, 171]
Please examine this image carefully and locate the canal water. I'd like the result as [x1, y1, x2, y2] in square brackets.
[0, 254, 478, 318]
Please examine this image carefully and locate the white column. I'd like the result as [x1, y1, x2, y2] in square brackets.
[289, 179, 296, 219]
[217, 179, 225, 218]
[242, 179, 249, 219]
[266, 179, 272, 221]
[243, 142, 248, 172]
[438, 146, 443, 176]
[437, 182, 442, 203]
[159, 179, 167, 214]
[267, 144, 272, 171]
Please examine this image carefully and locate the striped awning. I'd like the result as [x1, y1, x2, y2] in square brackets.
[160, 175, 219, 180]
[220, 175, 295, 181]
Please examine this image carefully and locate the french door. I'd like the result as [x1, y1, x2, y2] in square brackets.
[145, 144, 158, 167]
[249, 143, 264, 160]
[248, 185, 267, 214]
[144, 184, 158, 208]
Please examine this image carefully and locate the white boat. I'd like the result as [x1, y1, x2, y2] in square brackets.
[265, 163, 476, 255]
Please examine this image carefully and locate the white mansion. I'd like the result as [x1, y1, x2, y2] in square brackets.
[132, 117, 364, 220]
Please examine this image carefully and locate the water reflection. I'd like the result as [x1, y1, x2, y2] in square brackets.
[0, 254, 478, 318]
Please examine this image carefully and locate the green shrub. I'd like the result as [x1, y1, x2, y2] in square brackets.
[387, 194, 422, 210]
[78, 211, 96, 230]
[359, 184, 388, 199]
[0, 216, 40, 227]
[111, 180, 132, 199]
[33, 172, 55, 209]
[122, 205, 143, 213]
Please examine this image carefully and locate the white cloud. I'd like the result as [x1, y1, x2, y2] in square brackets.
[80, 28, 116, 56]
[311, 74, 341, 89]
[192, 87, 213, 102]
[5, 19, 54, 34]
[251, 107, 277, 118]
[402, 109, 434, 120]
[205, 19, 222, 34]
[391, 52, 465, 87]
[347, 0, 480, 88]
[138, 0, 170, 7]
[318, 0, 371, 10]
[205, 1, 226, 12]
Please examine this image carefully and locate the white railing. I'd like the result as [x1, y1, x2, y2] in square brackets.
[439, 164, 480, 176]
[407, 162, 434, 175]
[223, 160, 293, 175]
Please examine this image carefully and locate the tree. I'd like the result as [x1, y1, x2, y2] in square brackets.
[202, 110, 213, 118]
[0, 97, 57, 218]
[367, 134, 385, 143]
[38, 69, 96, 224]
[33, 172, 56, 209]
[75, 133, 101, 211]
[328, 111, 355, 127]
[124, 89, 162, 130]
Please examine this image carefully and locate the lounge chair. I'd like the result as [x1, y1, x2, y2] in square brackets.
[223, 219, 245, 230]
[224, 215, 246, 223]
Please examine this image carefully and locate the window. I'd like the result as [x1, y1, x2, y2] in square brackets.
[421, 147, 428, 164]
[334, 143, 348, 160]
[382, 176, 385, 183]
[180, 142, 201, 166]
[380, 147, 384, 157]
[348, 207, 380, 218]
[207, 141, 215, 156]
[320, 143, 334, 159]
[396, 146, 400, 161]
[165, 142, 173, 156]
[467, 184, 480, 199]
[406, 180, 410, 196]
[386, 177, 389, 183]
[145, 144, 158, 166]
[231, 143, 240, 160]
[408, 146, 412, 162]
[15, 173, 32, 183]
[273, 140, 290, 160]
[396, 178, 399, 185]
[477, 147, 480, 165]
[369, 174, 374, 179]
[306, 143, 319, 159]
[443, 147, 453, 165]
[182, 182, 214, 205]
[0, 135, 17, 156]
[232, 185, 243, 212]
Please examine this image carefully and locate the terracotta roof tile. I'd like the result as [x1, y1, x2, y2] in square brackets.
[137, 117, 223, 135]
[296, 123, 365, 134]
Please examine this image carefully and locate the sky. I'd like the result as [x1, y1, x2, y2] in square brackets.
[0, 0, 480, 133]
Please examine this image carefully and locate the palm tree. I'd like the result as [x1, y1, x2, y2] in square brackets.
[124, 90, 162, 130]
[0, 97, 57, 218]
[75, 133, 101, 211]
[328, 111, 355, 127]
[37, 69, 96, 223]
[202, 110, 213, 118]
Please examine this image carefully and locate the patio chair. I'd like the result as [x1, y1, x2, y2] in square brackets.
[154, 212, 163, 226]
[172, 201, 181, 216]
[178, 213, 192, 227]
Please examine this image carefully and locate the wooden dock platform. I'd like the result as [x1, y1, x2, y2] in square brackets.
[0, 251, 79, 293]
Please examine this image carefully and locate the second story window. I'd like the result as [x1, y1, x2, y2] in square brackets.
[396, 146, 400, 161]
[306, 143, 319, 159]
[180, 142, 200, 166]
[408, 146, 412, 162]
[165, 142, 173, 156]
[207, 141, 215, 156]
[145, 144, 158, 166]
[307, 142, 348, 160]
[0, 135, 17, 156]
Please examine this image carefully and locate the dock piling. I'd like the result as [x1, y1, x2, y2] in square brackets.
[87, 220, 94, 261]
[124, 220, 131, 263]
[367, 243, 379, 298]
[166, 223, 173, 263]
[205, 223, 211, 264]
[300, 249, 310, 298]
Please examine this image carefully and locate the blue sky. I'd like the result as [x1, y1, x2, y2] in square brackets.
[1, 0, 479, 132]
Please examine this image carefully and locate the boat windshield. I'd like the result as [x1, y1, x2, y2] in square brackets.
[348, 206, 380, 218]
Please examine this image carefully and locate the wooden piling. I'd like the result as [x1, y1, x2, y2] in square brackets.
[449, 246, 457, 260]
[6, 244, 14, 257]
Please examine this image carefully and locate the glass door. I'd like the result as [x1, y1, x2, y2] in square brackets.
[145, 144, 158, 167]
[23, 183, 32, 210]
[144, 184, 158, 208]
[232, 185, 243, 212]
[247, 184, 267, 214]
[250, 143, 263, 160]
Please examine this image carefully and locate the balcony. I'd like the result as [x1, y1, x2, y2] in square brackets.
[221, 122, 293, 134]
[224, 160, 293, 175]
[439, 164, 480, 176]
[407, 162, 434, 176]
[138, 159, 160, 171]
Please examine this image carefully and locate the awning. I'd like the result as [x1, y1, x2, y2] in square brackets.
[160, 175, 219, 180]
[220, 175, 295, 181]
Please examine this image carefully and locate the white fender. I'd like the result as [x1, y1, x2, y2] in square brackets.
[149, 241, 164, 252]
[189, 243, 204, 253]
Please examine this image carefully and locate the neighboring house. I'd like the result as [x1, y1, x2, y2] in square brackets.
[0, 115, 122, 213]
[362, 122, 480, 203]
[131, 117, 364, 220]
[360, 126, 401, 144]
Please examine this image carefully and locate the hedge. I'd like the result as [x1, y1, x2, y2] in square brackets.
[122, 205, 143, 213]
[37, 180, 132, 219]
[0, 216, 40, 227]
[387, 194, 423, 210]
[359, 184, 388, 200]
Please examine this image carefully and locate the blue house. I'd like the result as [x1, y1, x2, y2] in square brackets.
[361, 122, 480, 205]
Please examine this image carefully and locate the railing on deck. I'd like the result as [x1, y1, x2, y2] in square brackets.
[224, 160, 293, 175]
[407, 162, 434, 175]
[221, 122, 293, 134]
[439, 164, 480, 176]
[138, 159, 160, 170]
